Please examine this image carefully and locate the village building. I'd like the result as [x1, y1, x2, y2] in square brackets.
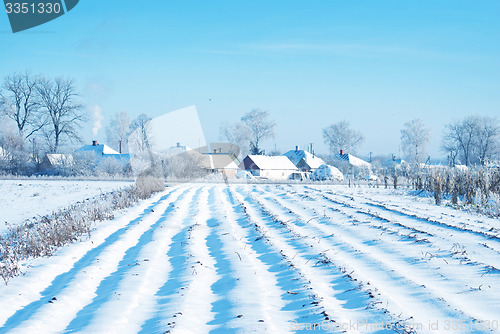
[239, 155, 298, 180]
[283, 147, 325, 172]
[334, 150, 371, 169]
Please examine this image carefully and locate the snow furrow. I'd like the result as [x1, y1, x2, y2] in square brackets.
[0, 187, 177, 329]
[2, 186, 189, 333]
[256, 185, 500, 330]
[211, 185, 292, 333]
[74, 186, 199, 333]
[318, 189, 500, 270]
[161, 186, 218, 333]
[232, 186, 392, 333]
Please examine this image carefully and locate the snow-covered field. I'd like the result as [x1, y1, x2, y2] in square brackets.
[1, 184, 500, 333]
[0, 180, 133, 235]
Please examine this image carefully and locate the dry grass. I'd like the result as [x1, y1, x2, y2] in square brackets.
[0, 178, 165, 284]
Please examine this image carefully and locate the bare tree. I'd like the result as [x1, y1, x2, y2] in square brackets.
[37, 77, 86, 153]
[129, 113, 153, 153]
[128, 113, 163, 176]
[442, 115, 499, 166]
[0, 72, 44, 139]
[475, 116, 499, 164]
[400, 119, 430, 163]
[322, 121, 364, 155]
[218, 121, 250, 157]
[106, 112, 130, 153]
[241, 109, 275, 155]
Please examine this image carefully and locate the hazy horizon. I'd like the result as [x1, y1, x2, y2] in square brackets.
[1, 1, 499, 160]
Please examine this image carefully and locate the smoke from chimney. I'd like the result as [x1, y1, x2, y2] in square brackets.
[91, 105, 104, 139]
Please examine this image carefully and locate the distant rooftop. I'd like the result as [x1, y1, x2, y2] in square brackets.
[76, 141, 120, 155]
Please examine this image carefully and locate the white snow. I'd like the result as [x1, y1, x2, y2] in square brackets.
[0, 180, 133, 235]
[310, 164, 344, 181]
[1, 183, 500, 333]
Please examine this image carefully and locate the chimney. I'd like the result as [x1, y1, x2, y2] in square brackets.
[295, 145, 299, 152]
[177, 142, 181, 147]
[340, 149, 344, 155]
[92, 140, 97, 146]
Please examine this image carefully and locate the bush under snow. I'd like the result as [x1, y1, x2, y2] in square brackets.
[310, 164, 344, 181]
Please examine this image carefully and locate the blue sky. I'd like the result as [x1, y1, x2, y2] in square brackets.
[1, 1, 499, 159]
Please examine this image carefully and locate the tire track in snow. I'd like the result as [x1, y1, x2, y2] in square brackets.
[232, 186, 393, 333]
[1, 186, 188, 333]
[66, 186, 198, 333]
[255, 185, 497, 332]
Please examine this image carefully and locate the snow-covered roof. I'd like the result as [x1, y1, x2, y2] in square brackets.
[46, 154, 73, 166]
[76, 143, 120, 155]
[335, 153, 371, 168]
[240, 155, 298, 171]
[283, 149, 325, 170]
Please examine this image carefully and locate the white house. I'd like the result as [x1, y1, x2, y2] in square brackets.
[283, 147, 325, 172]
[239, 155, 298, 180]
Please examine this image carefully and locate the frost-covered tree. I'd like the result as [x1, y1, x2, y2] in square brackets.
[0, 72, 44, 139]
[37, 77, 86, 153]
[128, 114, 153, 153]
[106, 112, 130, 153]
[400, 119, 430, 163]
[475, 117, 499, 165]
[241, 109, 275, 155]
[442, 115, 499, 166]
[218, 121, 250, 158]
[322, 121, 364, 155]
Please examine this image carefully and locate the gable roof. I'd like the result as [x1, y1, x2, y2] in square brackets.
[283, 149, 325, 169]
[76, 143, 120, 155]
[240, 155, 298, 170]
[45, 154, 74, 166]
[335, 153, 371, 168]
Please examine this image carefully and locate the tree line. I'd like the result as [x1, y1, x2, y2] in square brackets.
[1, 72, 498, 176]
[0, 72, 157, 176]
[220, 110, 499, 167]
[0, 72, 86, 155]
